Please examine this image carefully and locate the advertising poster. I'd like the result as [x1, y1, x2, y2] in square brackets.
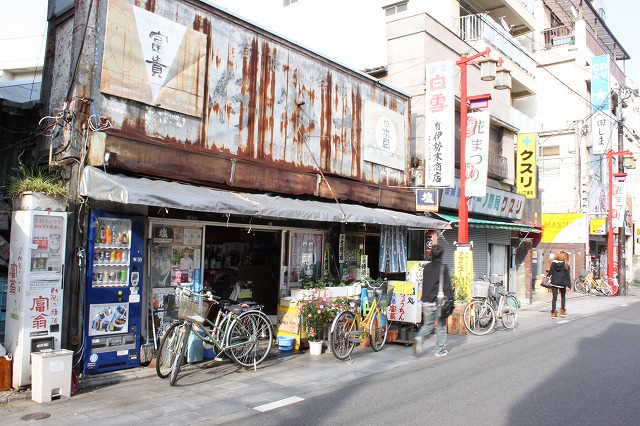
[362, 100, 406, 171]
[464, 111, 490, 197]
[31, 214, 65, 273]
[89, 302, 130, 336]
[541, 213, 586, 243]
[26, 278, 63, 337]
[516, 133, 537, 198]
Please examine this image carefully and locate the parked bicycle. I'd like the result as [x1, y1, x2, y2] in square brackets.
[156, 285, 273, 386]
[329, 280, 393, 361]
[463, 276, 519, 336]
[573, 269, 619, 296]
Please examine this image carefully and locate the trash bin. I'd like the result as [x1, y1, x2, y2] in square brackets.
[31, 349, 73, 403]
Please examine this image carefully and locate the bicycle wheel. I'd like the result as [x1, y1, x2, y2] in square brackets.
[573, 277, 587, 294]
[463, 299, 496, 336]
[329, 310, 356, 361]
[605, 277, 619, 296]
[226, 311, 273, 367]
[369, 308, 388, 352]
[156, 321, 184, 379]
[169, 323, 190, 386]
[501, 295, 519, 330]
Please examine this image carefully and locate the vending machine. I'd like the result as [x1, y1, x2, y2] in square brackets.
[83, 211, 145, 374]
[5, 209, 67, 388]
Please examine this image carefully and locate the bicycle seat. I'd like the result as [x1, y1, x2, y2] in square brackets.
[223, 304, 244, 315]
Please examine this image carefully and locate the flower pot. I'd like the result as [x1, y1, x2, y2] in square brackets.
[309, 340, 323, 356]
[14, 191, 67, 212]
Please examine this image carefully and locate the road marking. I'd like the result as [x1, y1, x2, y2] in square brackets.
[556, 320, 570, 324]
[620, 304, 628, 307]
[253, 396, 304, 412]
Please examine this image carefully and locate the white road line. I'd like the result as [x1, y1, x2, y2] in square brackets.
[620, 304, 628, 307]
[253, 396, 305, 412]
[556, 320, 570, 324]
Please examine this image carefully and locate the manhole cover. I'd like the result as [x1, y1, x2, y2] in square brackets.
[20, 412, 51, 421]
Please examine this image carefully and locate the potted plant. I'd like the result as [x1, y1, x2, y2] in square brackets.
[7, 167, 69, 211]
[297, 289, 344, 355]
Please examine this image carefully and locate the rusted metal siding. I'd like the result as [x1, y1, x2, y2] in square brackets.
[57, 0, 412, 205]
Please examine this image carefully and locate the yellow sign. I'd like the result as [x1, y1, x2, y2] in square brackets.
[454, 248, 474, 284]
[517, 133, 537, 199]
[590, 218, 606, 235]
[541, 213, 586, 243]
[390, 281, 415, 295]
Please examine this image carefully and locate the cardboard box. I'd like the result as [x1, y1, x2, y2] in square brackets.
[447, 303, 469, 335]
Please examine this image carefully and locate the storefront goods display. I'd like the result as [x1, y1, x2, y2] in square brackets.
[447, 303, 470, 335]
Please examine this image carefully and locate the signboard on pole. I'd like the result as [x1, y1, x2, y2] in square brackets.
[612, 176, 627, 228]
[464, 111, 490, 197]
[424, 60, 454, 188]
[591, 55, 611, 154]
[516, 133, 537, 198]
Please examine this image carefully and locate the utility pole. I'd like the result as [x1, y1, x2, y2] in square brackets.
[616, 84, 632, 295]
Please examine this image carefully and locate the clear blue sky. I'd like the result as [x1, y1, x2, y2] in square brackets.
[0, 0, 638, 83]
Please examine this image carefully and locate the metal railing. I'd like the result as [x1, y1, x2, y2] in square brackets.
[488, 151, 508, 180]
[458, 14, 537, 77]
[541, 24, 575, 49]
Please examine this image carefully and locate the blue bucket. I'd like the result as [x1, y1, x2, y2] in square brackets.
[278, 336, 295, 351]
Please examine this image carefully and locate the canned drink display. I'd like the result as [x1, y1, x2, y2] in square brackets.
[92, 273, 98, 283]
[94, 251, 100, 262]
[109, 271, 117, 282]
[111, 250, 117, 262]
[120, 269, 127, 282]
[97, 272, 104, 282]
[98, 251, 104, 262]
[116, 250, 122, 262]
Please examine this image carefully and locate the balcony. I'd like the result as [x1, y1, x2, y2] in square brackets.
[459, 14, 536, 78]
[541, 24, 575, 49]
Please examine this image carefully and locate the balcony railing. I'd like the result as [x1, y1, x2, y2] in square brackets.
[459, 14, 537, 77]
[541, 24, 575, 49]
[488, 151, 508, 180]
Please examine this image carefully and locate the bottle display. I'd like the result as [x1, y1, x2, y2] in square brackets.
[92, 218, 132, 288]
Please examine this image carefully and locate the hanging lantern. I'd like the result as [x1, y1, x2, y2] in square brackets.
[494, 67, 512, 90]
[479, 57, 498, 81]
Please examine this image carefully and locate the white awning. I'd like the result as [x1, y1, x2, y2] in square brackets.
[80, 166, 450, 229]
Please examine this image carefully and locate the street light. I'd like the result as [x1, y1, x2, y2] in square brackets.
[606, 149, 632, 283]
[456, 48, 508, 245]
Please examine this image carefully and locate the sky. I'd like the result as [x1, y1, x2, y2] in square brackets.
[0, 0, 639, 83]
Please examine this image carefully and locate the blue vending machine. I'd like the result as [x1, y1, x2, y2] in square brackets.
[83, 211, 145, 374]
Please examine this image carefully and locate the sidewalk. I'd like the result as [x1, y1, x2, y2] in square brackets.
[1, 286, 638, 424]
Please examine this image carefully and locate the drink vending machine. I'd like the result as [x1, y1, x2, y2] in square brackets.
[83, 211, 145, 374]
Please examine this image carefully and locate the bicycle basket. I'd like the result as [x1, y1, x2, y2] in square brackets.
[177, 295, 211, 322]
[472, 281, 489, 298]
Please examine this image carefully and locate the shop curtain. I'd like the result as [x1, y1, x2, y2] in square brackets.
[379, 225, 407, 273]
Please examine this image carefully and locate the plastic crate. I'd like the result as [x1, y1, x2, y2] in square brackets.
[472, 281, 489, 298]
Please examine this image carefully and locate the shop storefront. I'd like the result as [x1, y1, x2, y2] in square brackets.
[78, 166, 450, 373]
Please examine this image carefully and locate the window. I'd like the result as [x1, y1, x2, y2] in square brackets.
[541, 146, 560, 156]
[384, 1, 408, 16]
[283, 0, 298, 6]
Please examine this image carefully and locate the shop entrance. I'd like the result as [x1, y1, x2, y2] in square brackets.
[203, 226, 281, 315]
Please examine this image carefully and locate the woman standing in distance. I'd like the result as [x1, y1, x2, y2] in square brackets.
[547, 251, 571, 318]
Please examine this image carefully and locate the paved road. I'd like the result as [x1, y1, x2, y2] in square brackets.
[1, 289, 638, 425]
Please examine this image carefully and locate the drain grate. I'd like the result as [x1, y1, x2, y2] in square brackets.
[20, 412, 51, 421]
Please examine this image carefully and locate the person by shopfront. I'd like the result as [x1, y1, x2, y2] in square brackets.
[547, 251, 571, 318]
[413, 244, 453, 357]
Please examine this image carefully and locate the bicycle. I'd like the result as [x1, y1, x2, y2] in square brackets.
[156, 285, 273, 386]
[463, 276, 519, 336]
[328, 280, 393, 361]
[573, 269, 619, 296]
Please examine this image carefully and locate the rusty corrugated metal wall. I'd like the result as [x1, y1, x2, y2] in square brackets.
[46, 0, 413, 208]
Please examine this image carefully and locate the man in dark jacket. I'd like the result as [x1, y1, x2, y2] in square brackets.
[413, 245, 453, 357]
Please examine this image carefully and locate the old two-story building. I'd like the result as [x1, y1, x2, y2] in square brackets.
[14, 0, 452, 377]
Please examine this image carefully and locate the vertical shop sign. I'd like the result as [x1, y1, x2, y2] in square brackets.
[454, 247, 473, 285]
[516, 133, 537, 198]
[612, 177, 627, 228]
[425, 60, 454, 188]
[464, 111, 490, 197]
[591, 55, 611, 155]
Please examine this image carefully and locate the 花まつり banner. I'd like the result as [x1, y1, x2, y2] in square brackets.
[541, 213, 586, 243]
